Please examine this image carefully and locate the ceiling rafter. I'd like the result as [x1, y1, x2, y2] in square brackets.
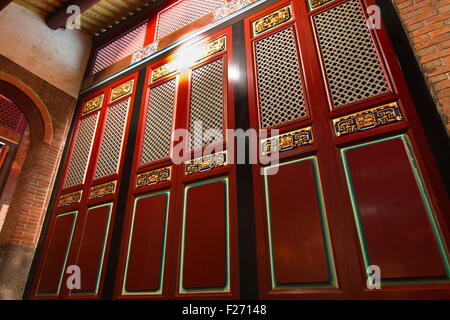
[12, 0, 166, 35]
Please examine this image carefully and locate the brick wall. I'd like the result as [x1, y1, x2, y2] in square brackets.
[392, 0, 450, 133]
[0, 55, 76, 247]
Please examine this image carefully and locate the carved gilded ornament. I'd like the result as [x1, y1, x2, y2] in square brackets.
[253, 6, 292, 36]
[197, 37, 226, 62]
[82, 94, 104, 115]
[151, 62, 178, 82]
[333, 102, 403, 137]
[58, 190, 83, 207]
[309, 0, 335, 9]
[89, 180, 117, 200]
[136, 166, 172, 188]
[261, 127, 314, 155]
[185, 151, 228, 175]
[110, 80, 134, 102]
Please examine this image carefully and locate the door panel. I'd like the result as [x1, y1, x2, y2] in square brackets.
[123, 191, 170, 294]
[312, 0, 391, 109]
[70, 203, 113, 295]
[263, 157, 336, 288]
[341, 135, 450, 281]
[181, 178, 229, 292]
[36, 211, 77, 296]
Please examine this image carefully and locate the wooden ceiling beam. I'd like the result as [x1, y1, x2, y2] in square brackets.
[45, 0, 103, 30]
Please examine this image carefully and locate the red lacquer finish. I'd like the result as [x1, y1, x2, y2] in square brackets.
[183, 180, 227, 290]
[30, 72, 139, 300]
[124, 193, 169, 293]
[266, 159, 330, 286]
[344, 137, 447, 280]
[114, 27, 239, 300]
[245, 0, 450, 299]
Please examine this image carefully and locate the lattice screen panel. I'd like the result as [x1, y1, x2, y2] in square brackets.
[155, 0, 226, 41]
[94, 98, 130, 179]
[313, 0, 389, 108]
[255, 27, 307, 128]
[91, 23, 147, 75]
[64, 113, 99, 188]
[141, 79, 176, 164]
[189, 58, 224, 149]
[0, 95, 25, 132]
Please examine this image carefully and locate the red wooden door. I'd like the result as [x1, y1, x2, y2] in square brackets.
[29, 73, 138, 299]
[244, 0, 450, 299]
[114, 27, 240, 299]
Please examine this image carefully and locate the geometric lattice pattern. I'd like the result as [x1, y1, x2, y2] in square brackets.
[64, 113, 99, 188]
[140, 79, 176, 164]
[189, 58, 224, 149]
[0, 95, 25, 132]
[314, 0, 389, 108]
[155, 0, 226, 41]
[94, 98, 130, 179]
[91, 23, 147, 75]
[255, 27, 307, 128]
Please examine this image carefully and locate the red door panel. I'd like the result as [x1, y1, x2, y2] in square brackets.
[36, 211, 77, 296]
[341, 135, 449, 281]
[123, 191, 170, 294]
[182, 178, 228, 291]
[70, 203, 113, 295]
[263, 157, 334, 287]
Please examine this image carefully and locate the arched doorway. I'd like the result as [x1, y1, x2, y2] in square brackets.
[0, 72, 56, 300]
[0, 94, 29, 232]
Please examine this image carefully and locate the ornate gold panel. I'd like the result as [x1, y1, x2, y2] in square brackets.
[136, 166, 172, 188]
[197, 37, 226, 62]
[253, 5, 292, 36]
[110, 80, 134, 102]
[309, 0, 335, 9]
[261, 127, 314, 155]
[151, 62, 178, 83]
[89, 180, 117, 200]
[82, 95, 104, 115]
[333, 102, 403, 137]
[58, 190, 83, 207]
[185, 151, 227, 175]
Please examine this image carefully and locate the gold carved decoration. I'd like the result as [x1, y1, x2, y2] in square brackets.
[310, 0, 334, 9]
[110, 80, 134, 102]
[58, 190, 83, 207]
[136, 166, 172, 188]
[253, 5, 292, 35]
[261, 127, 314, 155]
[82, 95, 104, 115]
[197, 37, 226, 62]
[151, 62, 178, 82]
[333, 102, 403, 137]
[89, 180, 117, 200]
[185, 151, 228, 175]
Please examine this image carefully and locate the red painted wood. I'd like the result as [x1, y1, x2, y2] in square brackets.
[36, 213, 76, 295]
[125, 193, 168, 292]
[344, 137, 446, 279]
[70, 204, 112, 294]
[30, 73, 138, 299]
[183, 179, 227, 289]
[266, 159, 329, 285]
